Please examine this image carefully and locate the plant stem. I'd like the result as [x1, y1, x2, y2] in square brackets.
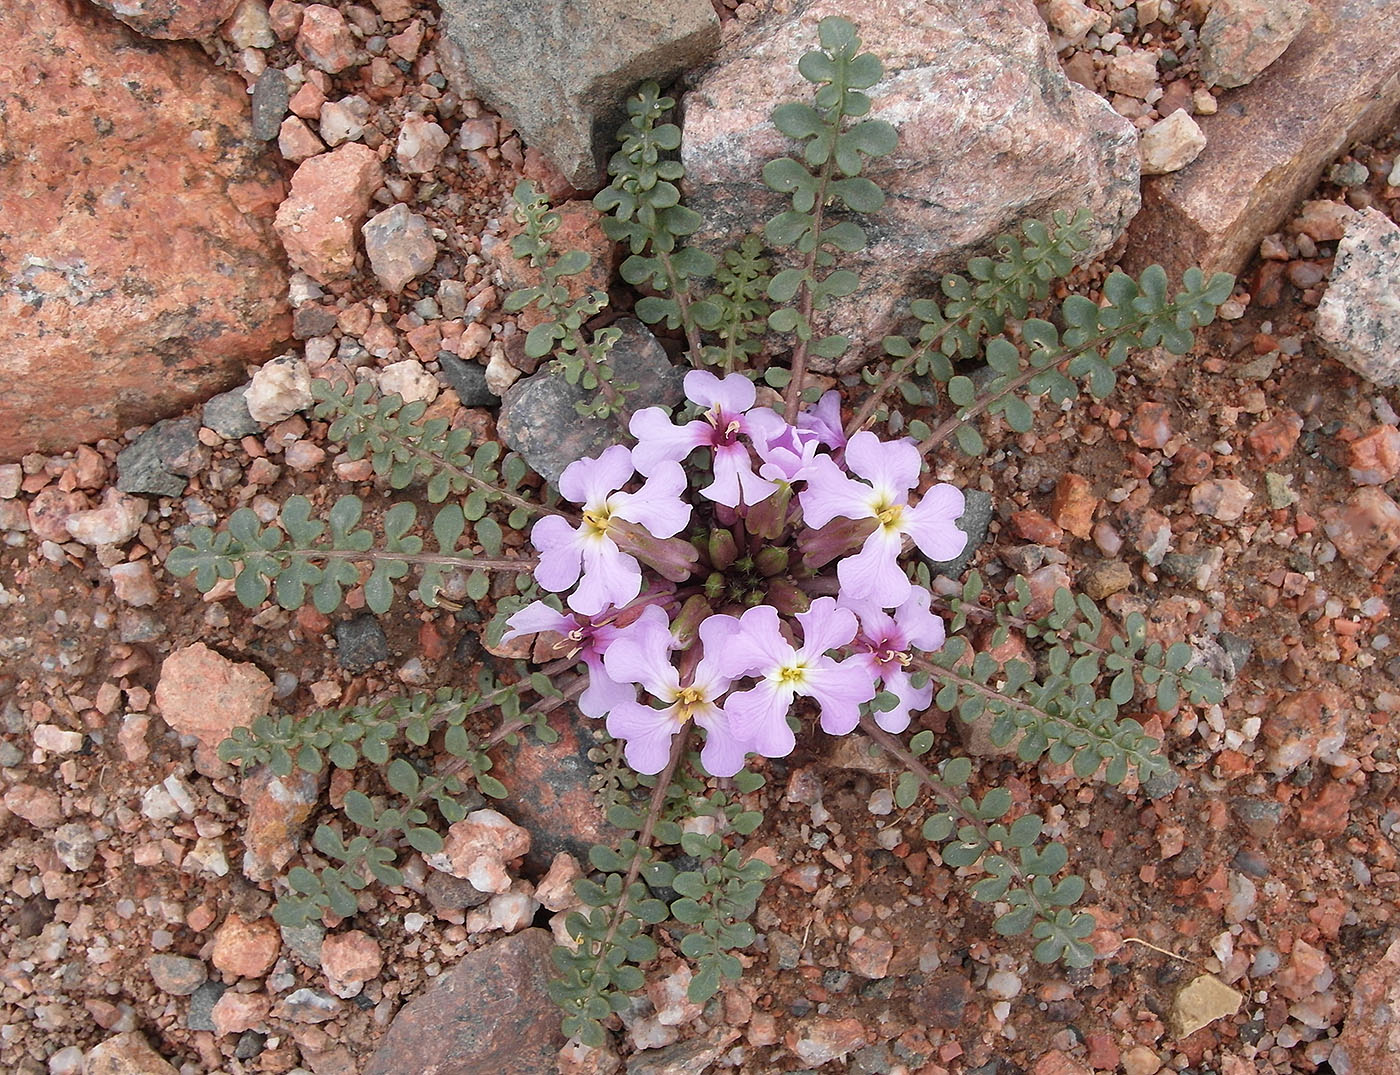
[287, 548, 537, 571]
[656, 249, 707, 365]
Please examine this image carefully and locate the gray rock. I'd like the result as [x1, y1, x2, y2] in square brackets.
[497, 319, 685, 483]
[186, 980, 227, 1031]
[681, 0, 1138, 373]
[334, 614, 389, 671]
[928, 489, 992, 579]
[363, 929, 563, 1075]
[250, 67, 290, 141]
[437, 0, 719, 188]
[147, 954, 208, 996]
[1314, 207, 1400, 387]
[202, 385, 262, 439]
[234, 1031, 267, 1060]
[362, 203, 437, 293]
[1198, 0, 1312, 90]
[1142, 766, 1182, 801]
[116, 418, 205, 497]
[1230, 797, 1286, 838]
[52, 822, 97, 871]
[425, 871, 493, 912]
[280, 921, 326, 969]
[626, 1028, 738, 1075]
[436, 351, 497, 407]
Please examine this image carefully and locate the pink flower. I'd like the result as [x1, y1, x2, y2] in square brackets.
[602, 607, 751, 776]
[796, 390, 847, 450]
[501, 600, 636, 719]
[720, 597, 875, 756]
[531, 445, 691, 615]
[754, 418, 824, 485]
[799, 431, 967, 606]
[841, 587, 947, 733]
[629, 370, 782, 507]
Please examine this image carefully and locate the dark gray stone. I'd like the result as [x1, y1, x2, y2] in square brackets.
[116, 417, 205, 496]
[202, 386, 262, 440]
[234, 1031, 267, 1061]
[279, 921, 326, 969]
[1219, 631, 1254, 676]
[186, 980, 227, 1031]
[250, 68, 289, 141]
[929, 488, 993, 579]
[497, 319, 686, 483]
[334, 615, 389, 672]
[1231, 797, 1286, 839]
[1142, 766, 1182, 801]
[425, 870, 492, 912]
[625, 1029, 737, 1075]
[436, 0, 719, 188]
[436, 350, 497, 407]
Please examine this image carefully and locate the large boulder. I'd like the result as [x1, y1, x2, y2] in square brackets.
[0, 0, 290, 460]
[680, 0, 1139, 372]
[438, 0, 719, 189]
[87, 0, 240, 39]
[1121, 0, 1400, 281]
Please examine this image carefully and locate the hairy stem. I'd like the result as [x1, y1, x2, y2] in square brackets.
[655, 249, 707, 365]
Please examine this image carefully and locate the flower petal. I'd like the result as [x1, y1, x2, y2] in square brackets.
[501, 599, 575, 642]
[903, 484, 969, 563]
[797, 390, 846, 449]
[578, 656, 636, 718]
[728, 605, 795, 677]
[629, 408, 709, 475]
[724, 683, 796, 758]
[893, 587, 947, 653]
[558, 444, 635, 508]
[685, 369, 755, 414]
[602, 614, 680, 698]
[605, 701, 682, 775]
[798, 455, 875, 529]
[612, 463, 691, 537]
[795, 596, 858, 658]
[844, 431, 921, 499]
[837, 528, 911, 607]
[569, 540, 640, 615]
[695, 710, 751, 778]
[807, 656, 876, 735]
[873, 668, 932, 734]
[531, 515, 584, 593]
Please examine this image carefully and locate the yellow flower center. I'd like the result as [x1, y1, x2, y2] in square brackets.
[673, 685, 708, 721]
[874, 496, 904, 533]
[776, 663, 808, 688]
[582, 505, 614, 539]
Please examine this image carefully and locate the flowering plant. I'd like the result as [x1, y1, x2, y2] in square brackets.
[504, 371, 968, 778]
[168, 14, 1235, 1057]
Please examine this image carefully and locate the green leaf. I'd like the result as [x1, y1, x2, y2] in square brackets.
[386, 757, 420, 797]
[947, 376, 975, 407]
[772, 102, 823, 140]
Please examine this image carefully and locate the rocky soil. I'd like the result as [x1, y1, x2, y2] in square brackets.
[1, 0, 1399, 1074]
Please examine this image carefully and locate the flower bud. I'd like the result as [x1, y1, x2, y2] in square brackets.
[611, 521, 699, 583]
[745, 482, 791, 542]
[765, 580, 811, 616]
[670, 594, 714, 648]
[705, 572, 726, 602]
[799, 516, 877, 571]
[707, 528, 739, 571]
[754, 546, 789, 577]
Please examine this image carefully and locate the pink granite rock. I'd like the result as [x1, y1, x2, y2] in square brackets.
[88, 0, 240, 39]
[1324, 487, 1400, 575]
[274, 144, 385, 283]
[155, 643, 274, 750]
[211, 914, 282, 979]
[429, 809, 531, 893]
[296, 4, 360, 73]
[1331, 936, 1400, 1075]
[321, 930, 384, 984]
[85, 1032, 179, 1075]
[0, 0, 289, 460]
[1121, 0, 1400, 281]
[680, 0, 1138, 373]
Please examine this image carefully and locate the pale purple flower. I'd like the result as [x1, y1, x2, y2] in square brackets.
[602, 607, 750, 776]
[531, 445, 691, 615]
[796, 390, 847, 450]
[501, 600, 635, 719]
[720, 597, 875, 755]
[629, 370, 781, 507]
[799, 431, 967, 606]
[754, 418, 823, 485]
[841, 587, 947, 733]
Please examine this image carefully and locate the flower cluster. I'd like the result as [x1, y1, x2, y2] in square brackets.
[504, 372, 968, 777]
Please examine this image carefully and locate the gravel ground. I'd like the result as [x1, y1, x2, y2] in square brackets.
[1, 0, 1399, 1072]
